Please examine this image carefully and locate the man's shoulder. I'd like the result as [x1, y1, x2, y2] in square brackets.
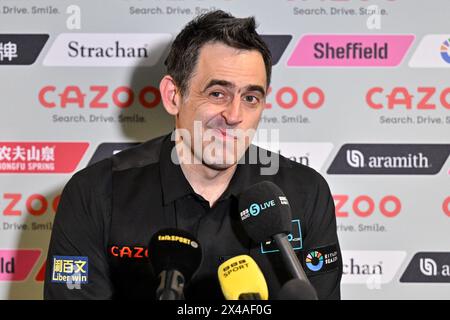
[67, 134, 168, 190]
[110, 134, 167, 171]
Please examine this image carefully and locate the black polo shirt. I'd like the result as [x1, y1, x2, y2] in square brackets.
[44, 132, 342, 300]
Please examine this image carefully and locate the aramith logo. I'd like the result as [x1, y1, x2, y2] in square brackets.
[400, 252, 450, 283]
[327, 144, 449, 175]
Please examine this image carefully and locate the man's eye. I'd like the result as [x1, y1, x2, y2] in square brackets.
[244, 95, 258, 104]
[210, 92, 224, 98]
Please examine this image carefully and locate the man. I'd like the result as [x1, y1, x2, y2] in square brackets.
[44, 10, 342, 300]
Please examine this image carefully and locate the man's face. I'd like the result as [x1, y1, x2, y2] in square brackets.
[175, 42, 267, 170]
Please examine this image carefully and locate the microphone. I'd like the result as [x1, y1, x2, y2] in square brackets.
[218, 254, 268, 300]
[276, 278, 318, 300]
[238, 180, 318, 299]
[148, 228, 202, 300]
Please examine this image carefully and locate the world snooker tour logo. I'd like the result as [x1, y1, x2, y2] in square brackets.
[303, 245, 340, 275]
[306, 251, 324, 272]
[440, 37, 450, 64]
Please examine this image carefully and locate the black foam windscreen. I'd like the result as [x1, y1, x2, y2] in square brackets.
[237, 180, 292, 244]
[148, 228, 202, 281]
[276, 279, 318, 300]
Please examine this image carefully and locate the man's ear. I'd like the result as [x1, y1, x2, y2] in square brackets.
[159, 75, 182, 116]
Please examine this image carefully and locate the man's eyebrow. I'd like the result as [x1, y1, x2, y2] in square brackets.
[203, 79, 266, 96]
[202, 79, 235, 92]
[244, 85, 266, 97]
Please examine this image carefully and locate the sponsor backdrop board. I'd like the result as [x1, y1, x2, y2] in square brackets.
[0, 0, 449, 300]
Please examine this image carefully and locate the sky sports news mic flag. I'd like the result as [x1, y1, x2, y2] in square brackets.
[148, 228, 202, 300]
[218, 255, 269, 300]
[238, 181, 318, 300]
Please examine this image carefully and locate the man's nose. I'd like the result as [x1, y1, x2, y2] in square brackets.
[221, 95, 243, 126]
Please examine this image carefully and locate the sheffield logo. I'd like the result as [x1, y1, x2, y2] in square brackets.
[0, 142, 89, 173]
[327, 144, 450, 175]
[0, 34, 48, 65]
[287, 34, 414, 67]
[43, 33, 172, 67]
[0, 250, 41, 281]
[51, 256, 88, 284]
[400, 252, 450, 283]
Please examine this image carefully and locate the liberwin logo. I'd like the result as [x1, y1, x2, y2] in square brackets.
[327, 144, 449, 175]
[43, 33, 172, 67]
[400, 252, 450, 283]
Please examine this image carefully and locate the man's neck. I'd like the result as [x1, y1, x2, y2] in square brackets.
[176, 144, 237, 208]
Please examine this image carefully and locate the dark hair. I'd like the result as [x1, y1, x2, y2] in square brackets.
[164, 10, 272, 97]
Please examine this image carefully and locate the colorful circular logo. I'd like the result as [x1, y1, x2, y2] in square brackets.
[440, 38, 450, 64]
[306, 251, 324, 272]
[249, 203, 260, 216]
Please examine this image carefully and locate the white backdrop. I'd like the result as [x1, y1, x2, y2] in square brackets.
[0, 0, 449, 299]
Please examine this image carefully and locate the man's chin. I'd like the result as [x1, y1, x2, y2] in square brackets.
[202, 158, 238, 171]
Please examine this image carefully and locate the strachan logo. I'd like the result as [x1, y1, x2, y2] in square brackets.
[43, 33, 172, 67]
[400, 252, 450, 283]
[341, 250, 406, 286]
[328, 144, 450, 175]
[252, 142, 334, 172]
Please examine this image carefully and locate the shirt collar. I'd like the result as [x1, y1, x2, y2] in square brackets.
[159, 131, 254, 205]
[159, 132, 195, 205]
